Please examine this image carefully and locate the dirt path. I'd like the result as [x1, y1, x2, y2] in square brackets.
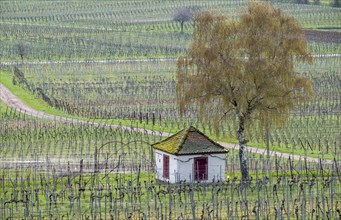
[0, 83, 334, 164]
[1, 54, 340, 66]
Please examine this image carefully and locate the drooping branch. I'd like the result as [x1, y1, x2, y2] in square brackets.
[176, 2, 313, 182]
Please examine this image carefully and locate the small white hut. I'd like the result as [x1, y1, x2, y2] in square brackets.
[152, 126, 228, 183]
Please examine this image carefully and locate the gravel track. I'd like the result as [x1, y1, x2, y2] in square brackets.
[1, 54, 340, 66]
[0, 83, 335, 164]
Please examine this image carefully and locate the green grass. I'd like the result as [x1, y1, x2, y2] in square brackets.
[0, 0, 340, 62]
[0, 100, 7, 112]
[1, 166, 339, 219]
[0, 70, 71, 117]
[0, 67, 337, 161]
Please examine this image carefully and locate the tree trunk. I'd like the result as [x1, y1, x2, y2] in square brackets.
[238, 117, 250, 183]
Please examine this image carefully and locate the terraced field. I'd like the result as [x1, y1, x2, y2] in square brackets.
[0, 0, 340, 219]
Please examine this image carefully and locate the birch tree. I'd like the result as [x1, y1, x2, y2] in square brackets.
[176, 2, 313, 182]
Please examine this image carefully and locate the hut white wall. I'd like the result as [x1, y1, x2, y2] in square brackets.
[155, 150, 178, 183]
[155, 150, 226, 183]
[177, 154, 226, 183]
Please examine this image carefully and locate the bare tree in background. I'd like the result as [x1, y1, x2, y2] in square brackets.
[15, 41, 30, 62]
[173, 7, 194, 33]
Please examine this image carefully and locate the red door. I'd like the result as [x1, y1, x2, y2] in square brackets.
[194, 157, 208, 180]
[163, 155, 169, 179]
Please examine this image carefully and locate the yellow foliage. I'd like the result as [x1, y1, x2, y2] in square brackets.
[176, 2, 313, 138]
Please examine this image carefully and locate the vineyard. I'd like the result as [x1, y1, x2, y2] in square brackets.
[1, 0, 340, 62]
[0, 104, 340, 219]
[0, 0, 340, 219]
[5, 57, 340, 159]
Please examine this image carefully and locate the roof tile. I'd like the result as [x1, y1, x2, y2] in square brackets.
[151, 126, 228, 155]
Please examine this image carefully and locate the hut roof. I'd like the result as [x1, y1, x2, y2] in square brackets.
[151, 126, 228, 155]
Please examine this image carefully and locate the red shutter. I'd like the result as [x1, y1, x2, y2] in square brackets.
[163, 155, 169, 179]
[194, 157, 208, 180]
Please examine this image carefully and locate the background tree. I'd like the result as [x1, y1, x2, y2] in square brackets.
[176, 2, 313, 182]
[313, 0, 320, 5]
[332, 0, 340, 7]
[14, 41, 30, 62]
[173, 7, 194, 33]
[295, 0, 309, 4]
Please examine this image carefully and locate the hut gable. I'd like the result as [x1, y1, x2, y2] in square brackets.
[152, 126, 227, 155]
